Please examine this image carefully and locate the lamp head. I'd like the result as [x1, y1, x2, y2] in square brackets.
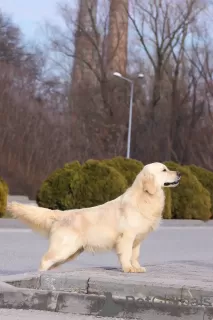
[138, 73, 144, 78]
[113, 72, 122, 78]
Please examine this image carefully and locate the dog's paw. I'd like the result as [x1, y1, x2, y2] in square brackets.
[134, 266, 146, 273]
[123, 266, 146, 273]
[122, 266, 135, 273]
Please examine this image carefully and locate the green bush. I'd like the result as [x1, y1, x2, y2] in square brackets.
[187, 164, 213, 216]
[37, 157, 213, 220]
[64, 160, 82, 170]
[36, 159, 127, 210]
[162, 188, 172, 219]
[102, 156, 144, 187]
[164, 161, 211, 220]
[36, 167, 79, 210]
[0, 178, 9, 217]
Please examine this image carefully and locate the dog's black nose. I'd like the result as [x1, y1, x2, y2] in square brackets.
[177, 171, 181, 177]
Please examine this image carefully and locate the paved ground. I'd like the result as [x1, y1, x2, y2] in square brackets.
[0, 225, 212, 276]
[0, 309, 130, 320]
[0, 219, 213, 320]
[0, 308, 211, 320]
[2, 198, 213, 319]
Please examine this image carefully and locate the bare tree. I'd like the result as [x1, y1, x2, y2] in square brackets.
[2, 0, 213, 199]
[43, 1, 131, 161]
[0, 10, 74, 197]
[127, 0, 211, 165]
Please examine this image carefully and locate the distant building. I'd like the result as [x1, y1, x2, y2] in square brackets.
[70, 0, 129, 161]
[71, 0, 98, 92]
[71, 0, 129, 87]
[106, 0, 129, 76]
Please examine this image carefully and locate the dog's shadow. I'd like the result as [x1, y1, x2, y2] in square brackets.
[89, 266, 122, 272]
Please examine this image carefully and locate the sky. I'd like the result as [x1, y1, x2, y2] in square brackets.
[0, 0, 146, 75]
[0, 0, 63, 42]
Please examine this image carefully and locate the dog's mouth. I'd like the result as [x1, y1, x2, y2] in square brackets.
[164, 177, 181, 187]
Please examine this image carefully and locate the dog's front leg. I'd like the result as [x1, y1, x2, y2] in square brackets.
[116, 233, 136, 273]
[131, 239, 146, 273]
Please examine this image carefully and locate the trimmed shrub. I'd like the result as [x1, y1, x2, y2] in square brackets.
[162, 188, 172, 219]
[64, 160, 82, 170]
[74, 159, 128, 208]
[164, 161, 211, 220]
[102, 156, 144, 187]
[0, 178, 9, 217]
[187, 164, 213, 216]
[37, 168, 77, 210]
[36, 159, 127, 210]
[36, 161, 82, 209]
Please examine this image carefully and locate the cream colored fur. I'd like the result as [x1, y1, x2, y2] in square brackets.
[7, 162, 180, 273]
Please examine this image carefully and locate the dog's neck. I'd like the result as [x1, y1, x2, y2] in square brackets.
[121, 182, 165, 220]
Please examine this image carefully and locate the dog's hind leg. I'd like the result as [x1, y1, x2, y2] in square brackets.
[39, 229, 83, 271]
[48, 248, 84, 271]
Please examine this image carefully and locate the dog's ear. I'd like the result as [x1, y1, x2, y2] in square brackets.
[142, 173, 157, 195]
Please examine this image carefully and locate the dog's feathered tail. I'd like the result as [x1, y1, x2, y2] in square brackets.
[7, 202, 60, 237]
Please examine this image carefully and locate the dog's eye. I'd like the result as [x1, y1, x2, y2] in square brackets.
[163, 169, 167, 172]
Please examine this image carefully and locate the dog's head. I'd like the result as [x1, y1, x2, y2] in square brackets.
[139, 162, 181, 195]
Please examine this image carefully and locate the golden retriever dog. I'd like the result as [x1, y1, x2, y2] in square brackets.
[7, 162, 181, 273]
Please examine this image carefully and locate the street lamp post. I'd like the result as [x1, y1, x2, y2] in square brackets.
[113, 72, 144, 159]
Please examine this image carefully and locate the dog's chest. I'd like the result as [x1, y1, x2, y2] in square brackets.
[137, 192, 165, 233]
[150, 191, 165, 219]
[121, 189, 165, 236]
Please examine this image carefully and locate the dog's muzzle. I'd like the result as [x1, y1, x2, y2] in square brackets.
[164, 171, 181, 186]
